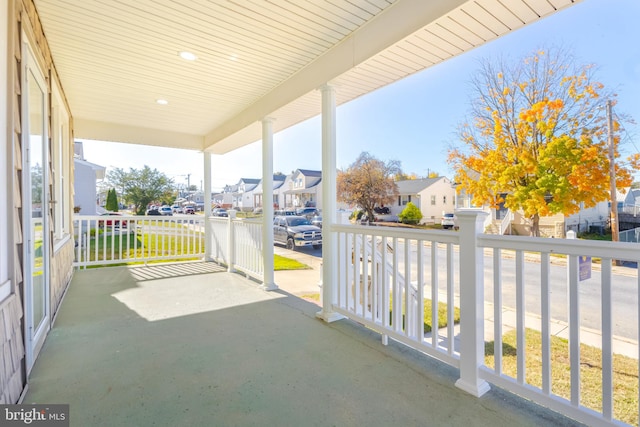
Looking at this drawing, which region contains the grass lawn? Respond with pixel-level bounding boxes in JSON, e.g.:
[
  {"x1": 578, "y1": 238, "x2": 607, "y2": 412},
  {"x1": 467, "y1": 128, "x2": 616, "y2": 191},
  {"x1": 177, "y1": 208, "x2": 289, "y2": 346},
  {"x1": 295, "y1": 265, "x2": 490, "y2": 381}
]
[
  {"x1": 274, "y1": 254, "x2": 310, "y2": 270},
  {"x1": 392, "y1": 297, "x2": 461, "y2": 333},
  {"x1": 485, "y1": 328, "x2": 639, "y2": 426}
]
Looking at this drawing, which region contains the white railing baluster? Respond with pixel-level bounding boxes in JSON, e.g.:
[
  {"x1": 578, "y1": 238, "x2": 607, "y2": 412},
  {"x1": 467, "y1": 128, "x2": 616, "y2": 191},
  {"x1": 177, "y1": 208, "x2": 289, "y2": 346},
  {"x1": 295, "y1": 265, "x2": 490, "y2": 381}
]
[
  {"x1": 381, "y1": 235, "x2": 389, "y2": 334},
  {"x1": 568, "y1": 253, "x2": 580, "y2": 406},
  {"x1": 493, "y1": 248, "x2": 502, "y2": 375},
  {"x1": 540, "y1": 252, "x2": 551, "y2": 395},
  {"x1": 363, "y1": 234, "x2": 370, "y2": 319},
  {"x1": 446, "y1": 242, "x2": 454, "y2": 355},
  {"x1": 371, "y1": 237, "x2": 378, "y2": 323},
  {"x1": 417, "y1": 241, "x2": 424, "y2": 342},
  {"x1": 354, "y1": 234, "x2": 361, "y2": 314},
  {"x1": 404, "y1": 238, "x2": 411, "y2": 337},
  {"x1": 515, "y1": 250, "x2": 525, "y2": 384},
  {"x1": 601, "y1": 258, "x2": 613, "y2": 421},
  {"x1": 431, "y1": 241, "x2": 438, "y2": 348},
  {"x1": 392, "y1": 237, "x2": 400, "y2": 333}
]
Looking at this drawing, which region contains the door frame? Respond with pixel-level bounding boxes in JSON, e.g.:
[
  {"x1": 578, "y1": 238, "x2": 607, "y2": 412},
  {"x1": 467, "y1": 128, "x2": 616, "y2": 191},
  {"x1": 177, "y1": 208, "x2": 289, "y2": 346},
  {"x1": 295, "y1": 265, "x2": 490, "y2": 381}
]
[{"x1": 22, "y1": 40, "x2": 51, "y2": 373}]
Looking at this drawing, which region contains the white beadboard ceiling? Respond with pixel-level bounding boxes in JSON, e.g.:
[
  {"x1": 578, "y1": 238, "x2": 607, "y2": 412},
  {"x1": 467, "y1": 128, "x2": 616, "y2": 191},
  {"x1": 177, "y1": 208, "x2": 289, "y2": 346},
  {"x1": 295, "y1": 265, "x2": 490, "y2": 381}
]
[{"x1": 33, "y1": 0, "x2": 579, "y2": 154}]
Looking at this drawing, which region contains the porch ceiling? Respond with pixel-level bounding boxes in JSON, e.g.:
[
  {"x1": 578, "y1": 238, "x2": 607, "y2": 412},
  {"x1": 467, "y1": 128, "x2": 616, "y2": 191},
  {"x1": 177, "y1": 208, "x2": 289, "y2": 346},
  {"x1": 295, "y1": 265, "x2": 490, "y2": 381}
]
[{"x1": 34, "y1": 0, "x2": 579, "y2": 154}]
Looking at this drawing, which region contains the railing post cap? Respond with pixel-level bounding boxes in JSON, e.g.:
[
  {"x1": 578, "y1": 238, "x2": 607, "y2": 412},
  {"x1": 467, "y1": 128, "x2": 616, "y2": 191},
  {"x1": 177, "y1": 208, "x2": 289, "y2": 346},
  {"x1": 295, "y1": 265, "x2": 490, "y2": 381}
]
[{"x1": 454, "y1": 209, "x2": 489, "y2": 219}]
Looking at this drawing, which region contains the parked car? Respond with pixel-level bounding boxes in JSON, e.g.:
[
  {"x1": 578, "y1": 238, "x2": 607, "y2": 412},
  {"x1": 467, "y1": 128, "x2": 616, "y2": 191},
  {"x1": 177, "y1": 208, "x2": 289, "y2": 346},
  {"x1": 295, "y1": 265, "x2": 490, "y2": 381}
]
[
  {"x1": 296, "y1": 207, "x2": 319, "y2": 219},
  {"x1": 273, "y1": 215, "x2": 322, "y2": 250},
  {"x1": 184, "y1": 206, "x2": 195, "y2": 215},
  {"x1": 172, "y1": 204, "x2": 182, "y2": 214},
  {"x1": 160, "y1": 206, "x2": 173, "y2": 216},
  {"x1": 212, "y1": 208, "x2": 228, "y2": 217},
  {"x1": 100, "y1": 212, "x2": 127, "y2": 228},
  {"x1": 146, "y1": 208, "x2": 161, "y2": 216},
  {"x1": 442, "y1": 213, "x2": 456, "y2": 229},
  {"x1": 274, "y1": 209, "x2": 296, "y2": 216}
]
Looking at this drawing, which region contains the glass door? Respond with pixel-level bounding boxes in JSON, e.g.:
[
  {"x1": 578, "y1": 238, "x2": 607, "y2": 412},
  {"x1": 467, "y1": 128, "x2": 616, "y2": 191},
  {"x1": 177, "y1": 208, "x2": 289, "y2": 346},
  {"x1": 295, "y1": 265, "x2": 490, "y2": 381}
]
[{"x1": 24, "y1": 47, "x2": 50, "y2": 372}]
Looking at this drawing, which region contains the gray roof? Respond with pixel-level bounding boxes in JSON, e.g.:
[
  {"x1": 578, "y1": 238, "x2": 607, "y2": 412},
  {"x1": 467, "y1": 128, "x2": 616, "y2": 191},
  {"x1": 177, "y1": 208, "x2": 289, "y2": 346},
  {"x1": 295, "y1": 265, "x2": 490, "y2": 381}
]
[
  {"x1": 395, "y1": 177, "x2": 447, "y2": 195},
  {"x1": 296, "y1": 169, "x2": 321, "y2": 178}
]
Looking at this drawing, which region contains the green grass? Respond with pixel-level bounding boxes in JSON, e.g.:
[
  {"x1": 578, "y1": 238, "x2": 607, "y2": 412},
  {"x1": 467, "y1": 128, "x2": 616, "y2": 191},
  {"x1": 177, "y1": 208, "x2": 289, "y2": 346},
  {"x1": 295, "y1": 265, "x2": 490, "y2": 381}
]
[
  {"x1": 391, "y1": 296, "x2": 460, "y2": 333},
  {"x1": 300, "y1": 293, "x2": 321, "y2": 302},
  {"x1": 378, "y1": 293, "x2": 460, "y2": 332},
  {"x1": 81, "y1": 223, "x2": 204, "y2": 264},
  {"x1": 485, "y1": 328, "x2": 639, "y2": 426},
  {"x1": 274, "y1": 254, "x2": 310, "y2": 270}
]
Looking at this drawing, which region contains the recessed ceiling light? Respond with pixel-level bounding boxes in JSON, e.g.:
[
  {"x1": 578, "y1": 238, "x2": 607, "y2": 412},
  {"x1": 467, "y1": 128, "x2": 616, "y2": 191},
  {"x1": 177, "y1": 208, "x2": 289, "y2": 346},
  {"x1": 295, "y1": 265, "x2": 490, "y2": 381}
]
[
  {"x1": 179, "y1": 51, "x2": 197, "y2": 61},
  {"x1": 156, "y1": 99, "x2": 169, "y2": 105}
]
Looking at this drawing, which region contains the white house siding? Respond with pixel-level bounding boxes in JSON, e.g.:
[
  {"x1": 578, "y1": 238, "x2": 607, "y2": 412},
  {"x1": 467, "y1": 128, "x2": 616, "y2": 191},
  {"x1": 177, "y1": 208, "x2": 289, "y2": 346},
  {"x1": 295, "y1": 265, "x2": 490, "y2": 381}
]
[
  {"x1": 564, "y1": 202, "x2": 609, "y2": 234},
  {"x1": 73, "y1": 159, "x2": 104, "y2": 215},
  {"x1": 392, "y1": 177, "x2": 455, "y2": 224}
]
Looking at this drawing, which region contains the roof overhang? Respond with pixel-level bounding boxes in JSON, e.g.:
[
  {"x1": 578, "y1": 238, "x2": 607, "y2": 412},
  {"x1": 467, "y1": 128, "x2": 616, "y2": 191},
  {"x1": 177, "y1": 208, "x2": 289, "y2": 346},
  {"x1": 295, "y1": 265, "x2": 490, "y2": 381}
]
[{"x1": 34, "y1": 0, "x2": 580, "y2": 154}]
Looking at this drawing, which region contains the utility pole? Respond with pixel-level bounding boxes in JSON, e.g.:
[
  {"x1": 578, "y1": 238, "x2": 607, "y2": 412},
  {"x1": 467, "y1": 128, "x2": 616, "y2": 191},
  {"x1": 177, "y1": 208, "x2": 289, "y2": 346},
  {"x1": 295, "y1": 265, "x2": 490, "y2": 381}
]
[{"x1": 607, "y1": 100, "x2": 619, "y2": 245}]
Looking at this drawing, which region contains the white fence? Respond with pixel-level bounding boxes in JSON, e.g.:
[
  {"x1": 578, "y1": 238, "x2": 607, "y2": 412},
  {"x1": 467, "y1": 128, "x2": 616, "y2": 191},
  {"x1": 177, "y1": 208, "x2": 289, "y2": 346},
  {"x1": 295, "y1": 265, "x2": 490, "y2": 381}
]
[
  {"x1": 208, "y1": 217, "x2": 264, "y2": 282},
  {"x1": 74, "y1": 215, "x2": 265, "y2": 282},
  {"x1": 331, "y1": 211, "x2": 639, "y2": 427},
  {"x1": 73, "y1": 215, "x2": 205, "y2": 268}
]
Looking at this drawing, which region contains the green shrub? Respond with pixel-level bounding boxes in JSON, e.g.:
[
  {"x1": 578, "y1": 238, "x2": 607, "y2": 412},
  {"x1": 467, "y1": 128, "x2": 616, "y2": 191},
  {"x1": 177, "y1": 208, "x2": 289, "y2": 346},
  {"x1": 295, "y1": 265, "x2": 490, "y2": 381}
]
[
  {"x1": 350, "y1": 209, "x2": 364, "y2": 221},
  {"x1": 398, "y1": 201, "x2": 422, "y2": 225}
]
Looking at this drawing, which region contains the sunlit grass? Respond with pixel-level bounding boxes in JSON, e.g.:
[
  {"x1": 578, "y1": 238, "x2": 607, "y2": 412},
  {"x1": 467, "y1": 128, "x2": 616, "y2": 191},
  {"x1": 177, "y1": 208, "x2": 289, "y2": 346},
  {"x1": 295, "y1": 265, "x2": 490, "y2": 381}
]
[
  {"x1": 485, "y1": 328, "x2": 639, "y2": 426},
  {"x1": 274, "y1": 254, "x2": 310, "y2": 270}
]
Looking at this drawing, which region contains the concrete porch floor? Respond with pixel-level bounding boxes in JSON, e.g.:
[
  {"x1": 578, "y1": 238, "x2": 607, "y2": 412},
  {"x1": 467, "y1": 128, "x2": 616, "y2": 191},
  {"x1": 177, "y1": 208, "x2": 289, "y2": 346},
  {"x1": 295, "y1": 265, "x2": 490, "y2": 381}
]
[{"x1": 24, "y1": 262, "x2": 584, "y2": 427}]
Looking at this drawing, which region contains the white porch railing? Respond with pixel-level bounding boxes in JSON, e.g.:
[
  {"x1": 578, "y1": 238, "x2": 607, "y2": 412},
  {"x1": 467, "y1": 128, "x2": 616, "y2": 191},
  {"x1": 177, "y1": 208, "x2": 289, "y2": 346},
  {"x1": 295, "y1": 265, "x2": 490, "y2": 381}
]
[
  {"x1": 331, "y1": 211, "x2": 640, "y2": 427},
  {"x1": 74, "y1": 215, "x2": 265, "y2": 282},
  {"x1": 73, "y1": 215, "x2": 206, "y2": 268},
  {"x1": 208, "y1": 217, "x2": 264, "y2": 282},
  {"x1": 74, "y1": 211, "x2": 639, "y2": 426}
]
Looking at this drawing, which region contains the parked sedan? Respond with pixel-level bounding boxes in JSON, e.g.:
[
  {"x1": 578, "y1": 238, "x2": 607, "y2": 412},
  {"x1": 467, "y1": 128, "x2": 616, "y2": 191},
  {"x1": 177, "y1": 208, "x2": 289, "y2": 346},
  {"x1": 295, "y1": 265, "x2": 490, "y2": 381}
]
[
  {"x1": 184, "y1": 206, "x2": 196, "y2": 215},
  {"x1": 160, "y1": 206, "x2": 173, "y2": 216},
  {"x1": 212, "y1": 208, "x2": 228, "y2": 217}
]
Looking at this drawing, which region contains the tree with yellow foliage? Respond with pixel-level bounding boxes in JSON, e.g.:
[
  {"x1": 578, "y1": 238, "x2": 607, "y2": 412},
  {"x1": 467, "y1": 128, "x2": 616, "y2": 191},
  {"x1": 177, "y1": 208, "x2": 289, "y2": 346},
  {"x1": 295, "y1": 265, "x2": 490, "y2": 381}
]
[{"x1": 448, "y1": 48, "x2": 638, "y2": 236}]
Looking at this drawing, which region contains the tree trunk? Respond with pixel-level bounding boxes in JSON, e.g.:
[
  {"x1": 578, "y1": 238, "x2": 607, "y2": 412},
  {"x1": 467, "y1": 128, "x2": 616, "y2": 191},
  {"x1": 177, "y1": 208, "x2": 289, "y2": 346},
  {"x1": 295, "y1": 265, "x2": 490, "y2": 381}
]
[{"x1": 530, "y1": 213, "x2": 540, "y2": 237}]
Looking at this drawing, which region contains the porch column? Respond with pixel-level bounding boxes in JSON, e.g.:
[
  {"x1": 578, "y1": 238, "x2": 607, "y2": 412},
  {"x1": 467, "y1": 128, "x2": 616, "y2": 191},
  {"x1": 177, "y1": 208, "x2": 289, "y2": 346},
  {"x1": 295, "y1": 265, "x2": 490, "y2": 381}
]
[
  {"x1": 260, "y1": 117, "x2": 277, "y2": 291},
  {"x1": 203, "y1": 151, "x2": 212, "y2": 261},
  {"x1": 455, "y1": 209, "x2": 490, "y2": 397},
  {"x1": 316, "y1": 84, "x2": 343, "y2": 322}
]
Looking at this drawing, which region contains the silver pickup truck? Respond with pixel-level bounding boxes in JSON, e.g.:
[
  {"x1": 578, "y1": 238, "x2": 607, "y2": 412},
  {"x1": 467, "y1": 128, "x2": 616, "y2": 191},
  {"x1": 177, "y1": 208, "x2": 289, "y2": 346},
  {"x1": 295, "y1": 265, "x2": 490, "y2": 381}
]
[{"x1": 273, "y1": 215, "x2": 322, "y2": 250}]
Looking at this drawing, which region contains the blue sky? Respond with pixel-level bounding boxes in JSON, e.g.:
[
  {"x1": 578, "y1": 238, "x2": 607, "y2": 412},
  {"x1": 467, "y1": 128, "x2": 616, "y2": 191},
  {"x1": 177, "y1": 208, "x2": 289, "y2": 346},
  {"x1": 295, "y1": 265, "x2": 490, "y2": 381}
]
[{"x1": 82, "y1": 0, "x2": 640, "y2": 192}]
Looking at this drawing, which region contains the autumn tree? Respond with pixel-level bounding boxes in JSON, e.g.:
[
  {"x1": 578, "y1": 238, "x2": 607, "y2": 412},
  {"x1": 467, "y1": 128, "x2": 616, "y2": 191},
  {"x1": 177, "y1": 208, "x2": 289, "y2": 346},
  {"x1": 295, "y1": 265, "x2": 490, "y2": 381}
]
[
  {"x1": 337, "y1": 152, "x2": 400, "y2": 222},
  {"x1": 448, "y1": 47, "x2": 638, "y2": 236}
]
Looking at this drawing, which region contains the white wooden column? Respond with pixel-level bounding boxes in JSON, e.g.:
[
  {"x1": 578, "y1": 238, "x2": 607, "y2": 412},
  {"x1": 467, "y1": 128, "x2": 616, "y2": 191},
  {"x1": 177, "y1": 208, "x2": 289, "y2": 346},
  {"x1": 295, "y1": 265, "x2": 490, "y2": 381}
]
[
  {"x1": 203, "y1": 151, "x2": 212, "y2": 261},
  {"x1": 316, "y1": 84, "x2": 343, "y2": 322},
  {"x1": 260, "y1": 117, "x2": 277, "y2": 291},
  {"x1": 455, "y1": 209, "x2": 491, "y2": 397}
]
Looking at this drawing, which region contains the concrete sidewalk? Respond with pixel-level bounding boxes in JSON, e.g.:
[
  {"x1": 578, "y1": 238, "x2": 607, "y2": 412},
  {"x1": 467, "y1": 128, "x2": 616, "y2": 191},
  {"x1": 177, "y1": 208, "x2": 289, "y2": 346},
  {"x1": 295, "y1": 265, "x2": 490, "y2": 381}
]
[{"x1": 273, "y1": 247, "x2": 639, "y2": 359}]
